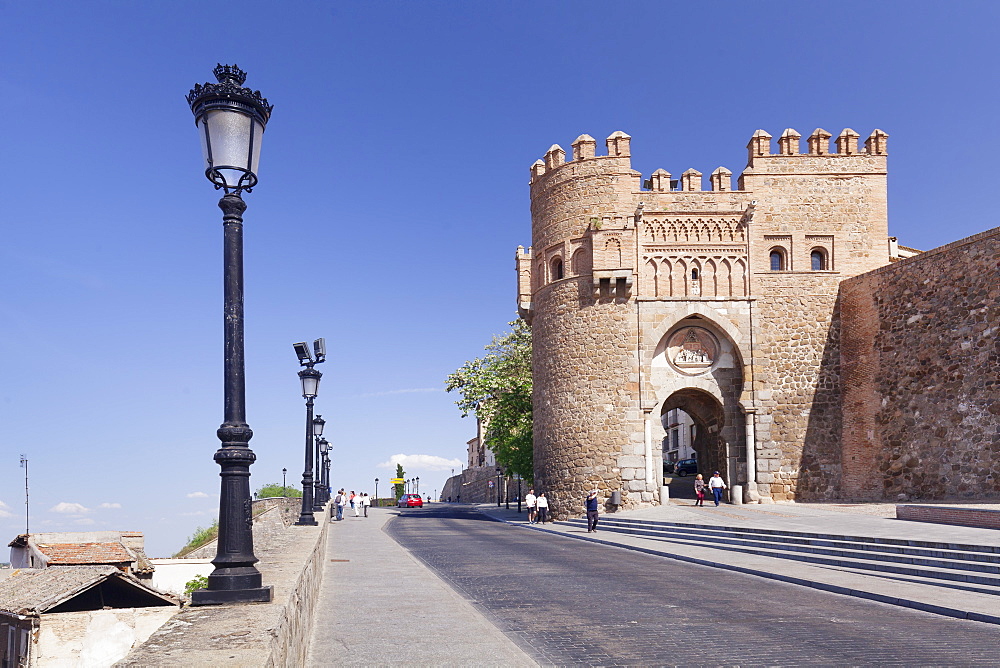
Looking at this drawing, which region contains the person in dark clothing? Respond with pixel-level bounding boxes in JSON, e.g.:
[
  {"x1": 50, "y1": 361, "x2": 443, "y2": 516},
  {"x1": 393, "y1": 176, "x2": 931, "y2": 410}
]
[{"x1": 585, "y1": 489, "x2": 600, "y2": 532}]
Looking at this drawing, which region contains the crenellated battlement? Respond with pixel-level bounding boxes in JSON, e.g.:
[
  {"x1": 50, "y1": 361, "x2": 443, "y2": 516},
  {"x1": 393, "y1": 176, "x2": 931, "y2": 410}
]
[
  {"x1": 531, "y1": 126, "x2": 887, "y2": 193},
  {"x1": 748, "y1": 127, "x2": 888, "y2": 163}
]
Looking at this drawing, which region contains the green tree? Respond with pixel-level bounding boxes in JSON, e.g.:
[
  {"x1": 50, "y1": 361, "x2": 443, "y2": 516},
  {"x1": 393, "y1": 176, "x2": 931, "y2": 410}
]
[
  {"x1": 394, "y1": 464, "x2": 405, "y2": 500},
  {"x1": 446, "y1": 319, "x2": 532, "y2": 480},
  {"x1": 255, "y1": 482, "x2": 302, "y2": 498}
]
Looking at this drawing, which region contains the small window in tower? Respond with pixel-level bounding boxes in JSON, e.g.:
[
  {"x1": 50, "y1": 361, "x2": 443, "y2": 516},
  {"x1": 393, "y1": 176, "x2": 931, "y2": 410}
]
[
  {"x1": 811, "y1": 249, "x2": 826, "y2": 271},
  {"x1": 551, "y1": 258, "x2": 564, "y2": 280},
  {"x1": 769, "y1": 249, "x2": 786, "y2": 271},
  {"x1": 691, "y1": 268, "x2": 699, "y2": 280}
]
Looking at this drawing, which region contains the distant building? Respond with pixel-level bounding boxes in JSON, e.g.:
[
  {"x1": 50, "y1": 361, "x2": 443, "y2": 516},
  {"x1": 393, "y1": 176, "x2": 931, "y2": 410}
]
[
  {"x1": 8, "y1": 531, "x2": 154, "y2": 580},
  {"x1": 0, "y1": 565, "x2": 177, "y2": 666},
  {"x1": 662, "y1": 408, "x2": 697, "y2": 465}
]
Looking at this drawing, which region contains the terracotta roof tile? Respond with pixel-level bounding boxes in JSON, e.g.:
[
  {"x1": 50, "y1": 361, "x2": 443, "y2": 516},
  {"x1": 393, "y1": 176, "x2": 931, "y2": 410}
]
[{"x1": 35, "y1": 542, "x2": 133, "y2": 565}]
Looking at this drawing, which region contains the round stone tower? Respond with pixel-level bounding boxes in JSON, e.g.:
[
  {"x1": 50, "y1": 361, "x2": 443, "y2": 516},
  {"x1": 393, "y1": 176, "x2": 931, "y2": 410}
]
[{"x1": 518, "y1": 132, "x2": 652, "y2": 519}]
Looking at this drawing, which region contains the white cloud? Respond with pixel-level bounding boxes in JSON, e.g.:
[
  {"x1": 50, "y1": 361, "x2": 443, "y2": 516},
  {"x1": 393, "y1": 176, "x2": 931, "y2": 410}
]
[
  {"x1": 377, "y1": 454, "x2": 463, "y2": 471},
  {"x1": 74, "y1": 518, "x2": 95, "y2": 526},
  {"x1": 99, "y1": 502, "x2": 121, "y2": 509},
  {"x1": 0, "y1": 501, "x2": 12, "y2": 519},
  {"x1": 186, "y1": 492, "x2": 210, "y2": 499},
  {"x1": 358, "y1": 388, "x2": 444, "y2": 398},
  {"x1": 50, "y1": 502, "x2": 89, "y2": 515},
  {"x1": 179, "y1": 510, "x2": 209, "y2": 517}
]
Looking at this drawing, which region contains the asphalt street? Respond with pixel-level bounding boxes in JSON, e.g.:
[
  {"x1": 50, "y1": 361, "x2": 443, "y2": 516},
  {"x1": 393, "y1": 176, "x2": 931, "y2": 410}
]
[{"x1": 385, "y1": 504, "x2": 1000, "y2": 666}]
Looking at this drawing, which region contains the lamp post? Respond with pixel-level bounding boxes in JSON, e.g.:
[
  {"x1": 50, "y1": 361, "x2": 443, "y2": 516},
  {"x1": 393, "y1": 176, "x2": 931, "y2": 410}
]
[
  {"x1": 415, "y1": 476, "x2": 420, "y2": 495},
  {"x1": 496, "y1": 466, "x2": 502, "y2": 507},
  {"x1": 294, "y1": 339, "x2": 325, "y2": 525},
  {"x1": 316, "y1": 437, "x2": 329, "y2": 505},
  {"x1": 374, "y1": 478, "x2": 379, "y2": 506},
  {"x1": 282, "y1": 468, "x2": 287, "y2": 497},
  {"x1": 517, "y1": 474, "x2": 522, "y2": 513},
  {"x1": 505, "y1": 474, "x2": 510, "y2": 510},
  {"x1": 312, "y1": 416, "x2": 326, "y2": 511},
  {"x1": 187, "y1": 64, "x2": 273, "y2": 605}
]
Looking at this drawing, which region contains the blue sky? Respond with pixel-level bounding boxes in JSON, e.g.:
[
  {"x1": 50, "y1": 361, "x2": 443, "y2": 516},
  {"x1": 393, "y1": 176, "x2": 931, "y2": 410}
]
[{"x1": 1, "y1": 1, "x2": 997, "y2": 557}]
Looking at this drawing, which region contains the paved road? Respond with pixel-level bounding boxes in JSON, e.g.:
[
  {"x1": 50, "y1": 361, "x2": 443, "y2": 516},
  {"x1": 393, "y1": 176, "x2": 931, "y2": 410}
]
[{"x1": 386, "y1": 505, "x2": 1000, "y2": 666}]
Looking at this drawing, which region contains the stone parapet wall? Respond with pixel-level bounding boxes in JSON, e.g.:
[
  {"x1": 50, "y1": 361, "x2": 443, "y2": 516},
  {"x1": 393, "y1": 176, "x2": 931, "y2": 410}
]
[
  {"x1": 440, "y1": 468, "x2": 518, "y2": 504},
  {"x1": 840, "y1": 226, "x2": 1000, "y2": 501},
  {"x1": 120, "y1": 500, "x2": 327, "y2": 667},
  {"x1": 185, "y1": 497, "x2": 301, "y2": 559}
]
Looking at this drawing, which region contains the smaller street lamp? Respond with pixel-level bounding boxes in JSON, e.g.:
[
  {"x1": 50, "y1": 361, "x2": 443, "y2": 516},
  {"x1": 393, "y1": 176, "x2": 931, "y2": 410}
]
[
  {"x1": 416, "y1": 476, "x2": 420, "y2": 495},
  {"x1": 312, "y1": 415, "x2": 326, "y2": 511},
  {"x1": 317, "y1": 437, "x2": 329, "y2": 505},
  {"x1": 496, "y1": 466, "x2": 503, "y2": 507},
  {"x1": 294, "y1": 339, "x2": 325, "y2": 526},
  {"x1": 282, "y1": 468, "x2": 287, "y2": 497},
  {"x1": 374, "y1": 478, "x2": 379, "y2": 506},
  {"x1": 516, "y1": 474, "x2": 522, "y2": 513}
]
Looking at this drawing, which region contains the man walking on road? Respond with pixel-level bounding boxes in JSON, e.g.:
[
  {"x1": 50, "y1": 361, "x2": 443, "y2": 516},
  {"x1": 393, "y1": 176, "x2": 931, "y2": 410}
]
[
  {"x1": 525, "y1": 488, "x2": 537, "y2": 523},
  {"x1": 585, "y1": 489, "x2": 600, "y2": 532},
  {"x1": 708, "y1": 471, "x2": 727, "y2": 506}
]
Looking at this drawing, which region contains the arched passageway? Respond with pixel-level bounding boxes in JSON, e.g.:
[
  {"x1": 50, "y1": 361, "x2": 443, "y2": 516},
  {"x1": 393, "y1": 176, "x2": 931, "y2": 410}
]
[{"x1": 661, "y1": 389, "x2": 729, "y2": 481}]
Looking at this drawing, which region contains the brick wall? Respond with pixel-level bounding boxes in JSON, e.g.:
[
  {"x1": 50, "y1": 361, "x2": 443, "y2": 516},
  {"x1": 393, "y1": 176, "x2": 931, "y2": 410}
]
[
  {"x1": 841, "y1": 226, "x2": 1000, "y2": 500},
  {"x1": 896, "y1": 505, "x2": 1000, "y2": 530}
]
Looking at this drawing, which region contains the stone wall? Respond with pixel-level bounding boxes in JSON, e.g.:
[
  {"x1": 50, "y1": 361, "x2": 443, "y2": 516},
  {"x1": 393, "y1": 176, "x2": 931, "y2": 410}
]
[
  {"x1": 118, "y1": 503, "x2": 328, "y2": 667},
  {"x1": 37, "y1": 608, "x2": 177, "y2": 666},
  {"x1": 840, "y1": 226, "x2": 1000, "y2": 501},
  {"x1": 440, "y1": 468, "x2": 518, "y2": 504}
]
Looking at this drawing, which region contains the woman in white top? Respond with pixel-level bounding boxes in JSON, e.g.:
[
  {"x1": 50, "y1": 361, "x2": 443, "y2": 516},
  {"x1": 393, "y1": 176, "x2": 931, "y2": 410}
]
[
  {"x1": 535, "y1": 492, "x2": 549, "y2": 523},
  {"x1": 362, "y1": 493, "x2": 371, "y2": 517}
]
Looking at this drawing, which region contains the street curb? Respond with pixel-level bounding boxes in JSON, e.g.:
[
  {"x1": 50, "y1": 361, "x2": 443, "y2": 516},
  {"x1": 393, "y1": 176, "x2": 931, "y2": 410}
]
[{"x1": 477, "y1": 508, "x2": 1000, "y2": 627}]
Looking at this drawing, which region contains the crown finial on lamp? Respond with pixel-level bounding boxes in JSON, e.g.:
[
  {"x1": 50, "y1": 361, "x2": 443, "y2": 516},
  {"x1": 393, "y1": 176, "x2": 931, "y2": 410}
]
[{"x1": 214, "y1": 63, "x2": 247, "y2": 86}]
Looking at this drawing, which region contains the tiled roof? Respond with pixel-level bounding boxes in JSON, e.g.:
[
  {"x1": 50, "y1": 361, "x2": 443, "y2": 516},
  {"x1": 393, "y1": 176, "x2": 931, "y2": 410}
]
[
  {"x1": 35, "y1": 542, "x2": 133, "y2": 565},
  {"x1": 0, "y1": 566, "x2": 175, "y2": 616}
]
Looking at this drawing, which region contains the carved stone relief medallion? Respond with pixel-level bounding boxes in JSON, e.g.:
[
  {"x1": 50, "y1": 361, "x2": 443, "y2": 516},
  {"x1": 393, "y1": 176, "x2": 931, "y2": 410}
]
[{"x1": 667, "y1": 327, "x2": 719, "y2": 375}]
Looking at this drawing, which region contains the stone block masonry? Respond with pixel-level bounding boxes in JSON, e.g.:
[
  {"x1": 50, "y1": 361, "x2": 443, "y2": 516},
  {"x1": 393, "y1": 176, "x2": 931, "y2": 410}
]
[{"x1": 840, "y1": 226, "x2": 1000, "y2": 501}]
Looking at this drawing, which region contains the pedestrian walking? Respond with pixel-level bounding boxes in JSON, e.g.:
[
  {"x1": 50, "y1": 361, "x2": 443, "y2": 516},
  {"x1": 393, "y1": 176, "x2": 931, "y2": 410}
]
[
  {"x1": 351, "y1": 490, "x2": 360, "y2": 517},
  {"x1": 536, "y1": 492, "x2": 549, "y2": 523},
  {"x1": 362, "y1": 493, "x2": 371, "y2": 517},
  {"x1": 585, "y1": 489, "x2": 600, "y2": 532},
  {"x1": 525, "y1": 488, "x2": 537, "y2": 523},
  {"x1": 334, "y1": 489, "x2": 346, "y2": 521},
  {"x1": 708, "y1": 471, "x2": 726, "y2": 506},
  {"x1": 693, "y1": 474, "x2": 706, "y2": 507}
]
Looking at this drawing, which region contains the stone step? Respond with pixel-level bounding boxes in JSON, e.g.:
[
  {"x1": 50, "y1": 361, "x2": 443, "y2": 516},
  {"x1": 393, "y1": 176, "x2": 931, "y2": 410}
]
[
  {"x1": 582, "y1": 516, "x2": 1000, "y2": 558},
  {"x1": 564, "y1": 519, "x2": 1000, "y2": 588},
  {"x1": 577, "y1": 518, "x2": 1000, "y2": 570}
]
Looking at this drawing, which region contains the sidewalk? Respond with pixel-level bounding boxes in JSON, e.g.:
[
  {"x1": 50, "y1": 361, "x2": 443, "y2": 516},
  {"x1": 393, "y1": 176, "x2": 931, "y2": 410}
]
[
  {"x1": 306, "y1": 507, "x2": 536, "y2": 667},
  {"x1": 477, "y1": 500, "x2": 1000, "y2": 625}
]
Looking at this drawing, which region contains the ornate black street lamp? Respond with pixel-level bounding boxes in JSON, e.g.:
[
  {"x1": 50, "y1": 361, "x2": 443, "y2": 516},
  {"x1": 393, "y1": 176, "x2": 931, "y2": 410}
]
[
  {"x1": 294, "y1": 339, "x2": 325, "y2": 525},
  {"x1": 282, "y1": 468, "x2": 287, "y2": 497},
  {"x1": 187, "y1": 64, "x2": 273, "y2": 606},
  {"x1": 415, "y1": 476, "x2": 420, "y2": 495},
  {"x1": 374, "y1": 478, "x2": 379, "y2": 506},
  {"x1": 312, "y1": 415, "x2": 326, "y2": 511},
  {"x1": 496, "y1": 466, "x2": 503, "y2": 507}
]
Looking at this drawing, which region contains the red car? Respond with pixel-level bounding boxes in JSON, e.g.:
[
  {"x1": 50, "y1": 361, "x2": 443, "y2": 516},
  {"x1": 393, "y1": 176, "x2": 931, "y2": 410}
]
[{"x1": 397, "y1": 494, "x2": 423, "y2": 508}]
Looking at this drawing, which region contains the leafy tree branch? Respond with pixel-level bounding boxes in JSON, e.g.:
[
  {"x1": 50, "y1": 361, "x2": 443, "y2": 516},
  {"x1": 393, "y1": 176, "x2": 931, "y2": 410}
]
[{"x1": 446, "y1": 319, "x2": 532, "y2": 480}]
